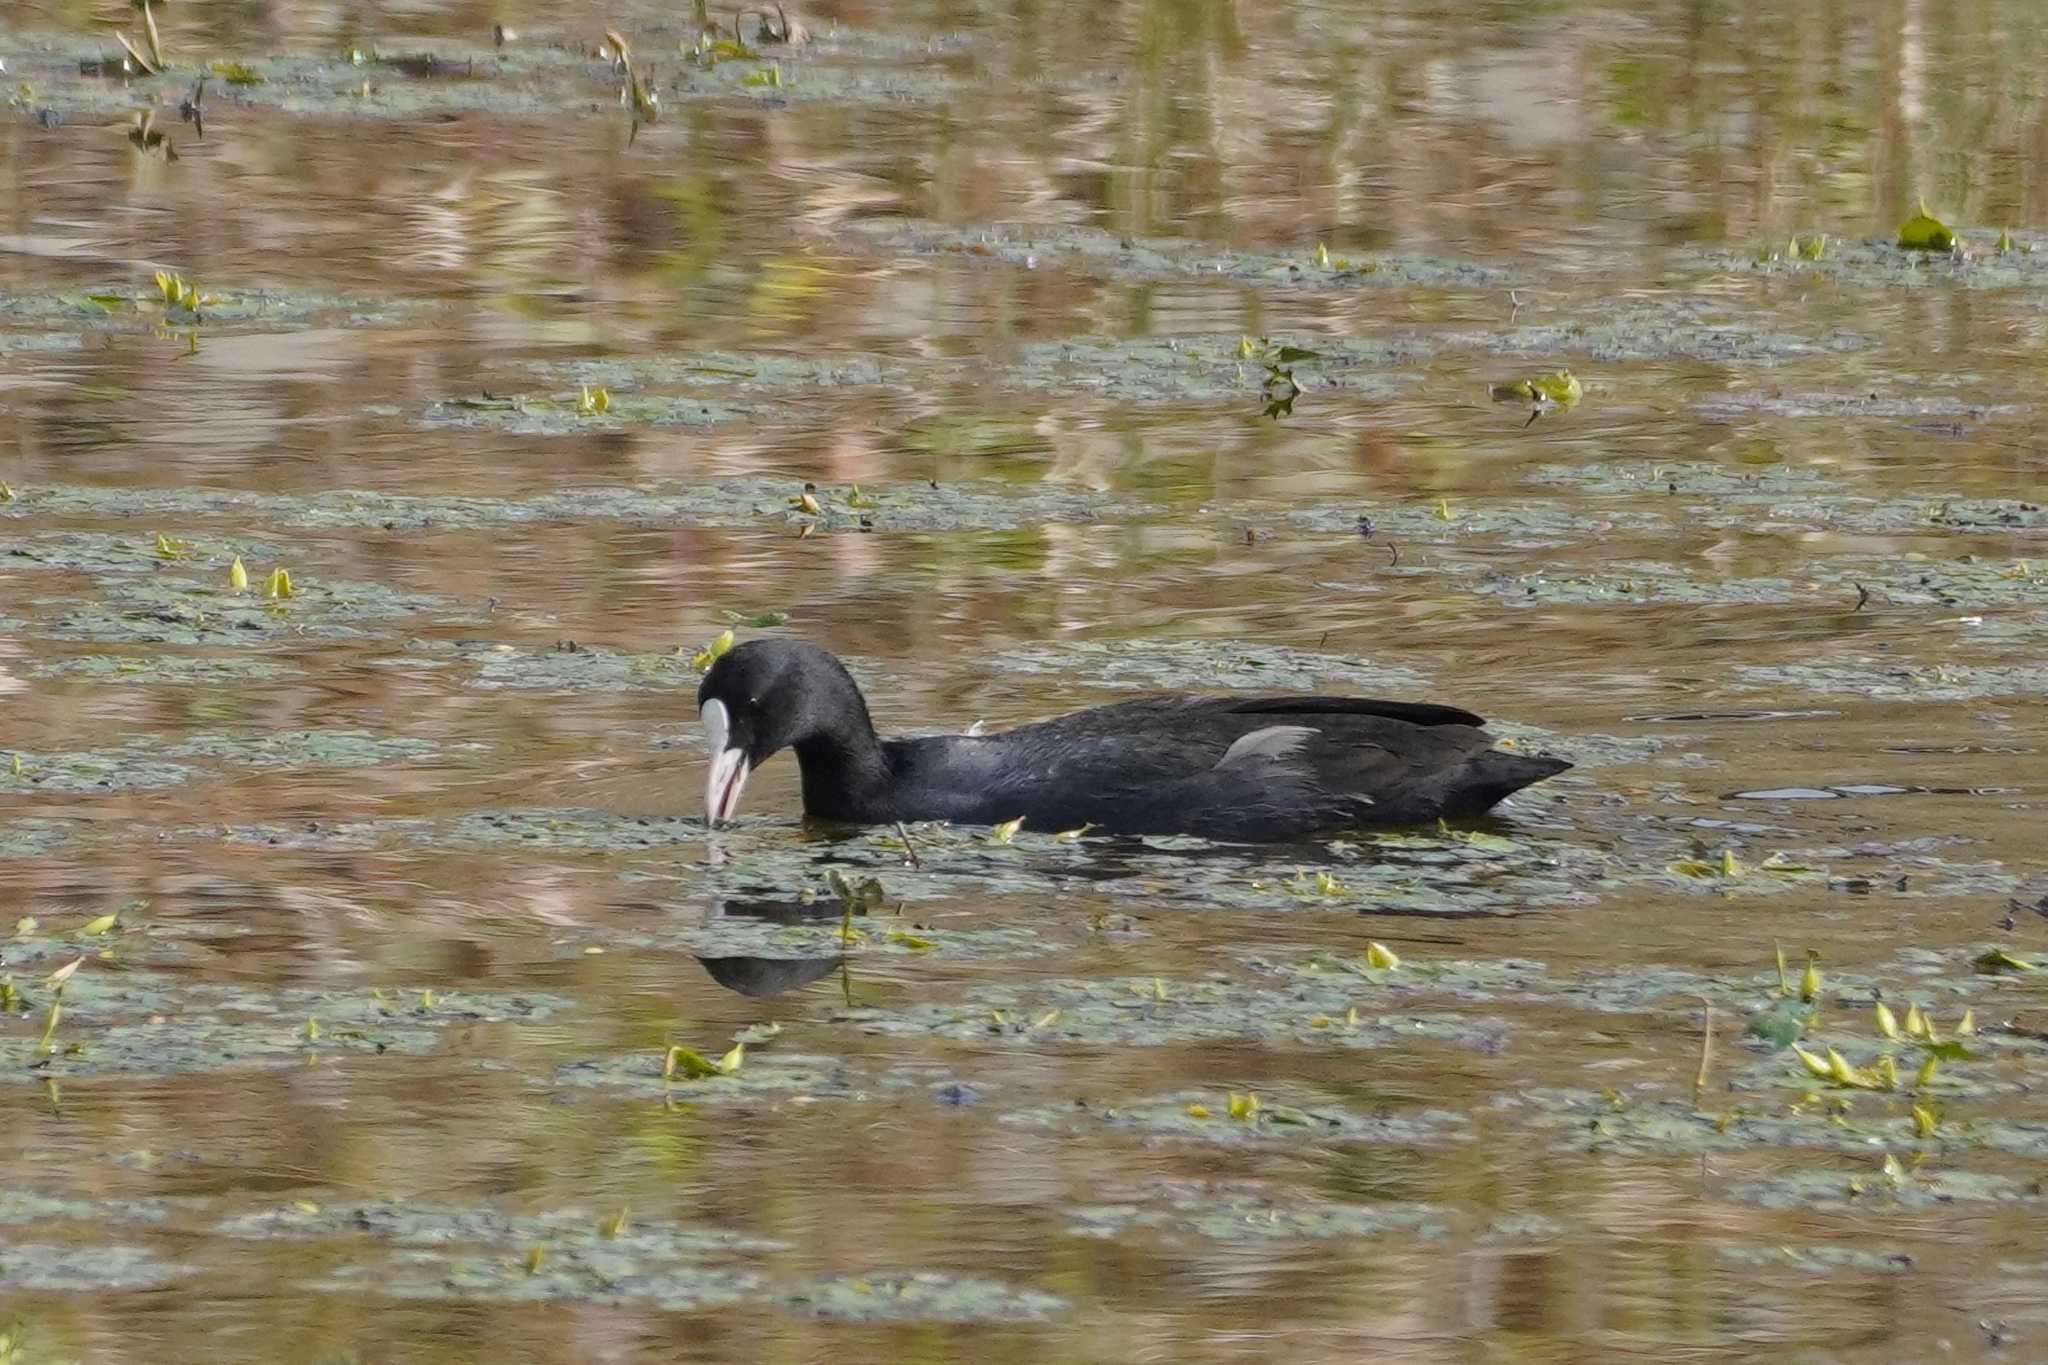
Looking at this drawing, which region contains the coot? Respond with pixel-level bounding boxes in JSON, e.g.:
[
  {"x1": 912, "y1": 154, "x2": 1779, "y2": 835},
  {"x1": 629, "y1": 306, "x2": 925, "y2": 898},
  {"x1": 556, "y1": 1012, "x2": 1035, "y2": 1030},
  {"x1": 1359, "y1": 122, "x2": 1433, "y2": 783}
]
[{"x1": 698, "y1": 639, "x2": 1569, "y2": 841}]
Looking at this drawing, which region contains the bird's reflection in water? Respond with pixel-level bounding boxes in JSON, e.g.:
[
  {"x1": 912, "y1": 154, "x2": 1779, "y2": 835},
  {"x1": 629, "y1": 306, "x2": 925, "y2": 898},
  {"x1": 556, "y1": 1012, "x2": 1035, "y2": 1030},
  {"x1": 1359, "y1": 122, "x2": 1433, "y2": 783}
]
[
  {"x1": 695, "y1": 953, "x2": 843, "y2": 997},
  {"x1": 693, "y1": 895, "x2": 846, "y2": 999}
]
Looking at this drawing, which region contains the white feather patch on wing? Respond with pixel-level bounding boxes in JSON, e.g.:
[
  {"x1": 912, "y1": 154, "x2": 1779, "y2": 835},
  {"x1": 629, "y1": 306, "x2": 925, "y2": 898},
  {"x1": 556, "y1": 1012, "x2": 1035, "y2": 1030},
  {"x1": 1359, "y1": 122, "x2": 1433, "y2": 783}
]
[{"x1": 1216, "y1": 725, "x2": 1318, "y2": 768}]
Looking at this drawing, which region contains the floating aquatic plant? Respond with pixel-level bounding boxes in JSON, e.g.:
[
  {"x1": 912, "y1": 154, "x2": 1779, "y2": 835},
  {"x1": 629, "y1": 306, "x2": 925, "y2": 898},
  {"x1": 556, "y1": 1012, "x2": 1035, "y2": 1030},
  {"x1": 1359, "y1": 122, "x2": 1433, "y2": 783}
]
[
  {"x1": 1897, "y1": 200, "x2": 1956, "y2": 251},
  {"x1": 662, "y1": 1041, "x2": 745, "y2": 1080},
  {"x1": 1973, "y1": 948, "x2": 2037, "y2": 975},
  {"x1": 604, "y1": 28, "x2": 660, "y2": 128},
  {"x1": 690, "y1": 629, "x2": 735, "y2": 671},
  {"x1": 113, "y1": 0, "x2": 168, "y2": 74},
  {"x1": 152, "y1": 270, "x2": 214, "y2": 314},
  {"x1": 1489, "y1": 370, "x2": 1582, "y2": 406}
]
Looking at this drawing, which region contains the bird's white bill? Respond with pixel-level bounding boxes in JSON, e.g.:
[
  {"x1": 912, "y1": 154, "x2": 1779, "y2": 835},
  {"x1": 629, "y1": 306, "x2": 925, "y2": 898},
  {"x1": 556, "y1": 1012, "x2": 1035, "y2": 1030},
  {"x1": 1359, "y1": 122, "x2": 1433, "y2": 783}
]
[{"x1": 700, "y1": 698, "x2": 752, "y2": 826}]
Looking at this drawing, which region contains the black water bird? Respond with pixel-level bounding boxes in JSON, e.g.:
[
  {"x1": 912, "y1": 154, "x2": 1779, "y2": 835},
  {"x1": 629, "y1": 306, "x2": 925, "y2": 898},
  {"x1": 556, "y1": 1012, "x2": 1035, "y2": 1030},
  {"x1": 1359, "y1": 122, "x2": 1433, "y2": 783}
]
[{"x1": 697, "y1": 639, "x2": 1569, "y2": 841}]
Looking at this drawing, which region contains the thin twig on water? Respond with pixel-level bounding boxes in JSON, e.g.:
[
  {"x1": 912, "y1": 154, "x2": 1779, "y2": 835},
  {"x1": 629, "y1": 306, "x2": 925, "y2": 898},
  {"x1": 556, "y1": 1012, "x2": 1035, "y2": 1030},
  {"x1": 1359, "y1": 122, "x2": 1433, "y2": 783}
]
[
  {"x1": 1693, "y1": 997, "x2": 1715, "y2": 1099},
  {"x1": 894, "y1": 821, "x2": 924, "y2": 870}
]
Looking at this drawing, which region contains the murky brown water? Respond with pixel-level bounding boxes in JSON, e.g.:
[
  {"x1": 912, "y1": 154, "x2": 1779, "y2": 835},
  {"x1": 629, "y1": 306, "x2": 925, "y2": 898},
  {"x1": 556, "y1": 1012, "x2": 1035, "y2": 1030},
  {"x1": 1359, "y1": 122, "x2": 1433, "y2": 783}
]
[{"x1": 3, "y1": 0, "x2": 2047, "y2": 1359}]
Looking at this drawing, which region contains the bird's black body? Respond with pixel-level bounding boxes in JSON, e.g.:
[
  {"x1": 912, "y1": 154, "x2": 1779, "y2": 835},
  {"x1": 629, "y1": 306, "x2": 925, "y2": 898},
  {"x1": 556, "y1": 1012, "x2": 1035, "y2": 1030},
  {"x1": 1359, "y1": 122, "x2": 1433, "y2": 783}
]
[{"x1": 697, "y1": 639, "x2": 1569, "y2": 841}]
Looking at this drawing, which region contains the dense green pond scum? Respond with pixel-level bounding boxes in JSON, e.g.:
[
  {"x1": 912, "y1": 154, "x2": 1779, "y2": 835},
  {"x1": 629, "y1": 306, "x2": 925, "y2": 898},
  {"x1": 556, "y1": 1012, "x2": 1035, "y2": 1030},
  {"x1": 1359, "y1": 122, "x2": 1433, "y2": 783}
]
[{"x1": 8, "y1": 0, "x2": 2048, "y2": 1357}]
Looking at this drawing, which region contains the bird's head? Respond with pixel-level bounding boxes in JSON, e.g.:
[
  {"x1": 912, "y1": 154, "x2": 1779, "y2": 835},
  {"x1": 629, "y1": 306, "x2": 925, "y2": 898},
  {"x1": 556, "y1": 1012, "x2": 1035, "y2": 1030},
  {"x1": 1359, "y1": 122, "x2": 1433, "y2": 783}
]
[{"x1": 696, "y1": 638, "x2": 866, "y2": 825}]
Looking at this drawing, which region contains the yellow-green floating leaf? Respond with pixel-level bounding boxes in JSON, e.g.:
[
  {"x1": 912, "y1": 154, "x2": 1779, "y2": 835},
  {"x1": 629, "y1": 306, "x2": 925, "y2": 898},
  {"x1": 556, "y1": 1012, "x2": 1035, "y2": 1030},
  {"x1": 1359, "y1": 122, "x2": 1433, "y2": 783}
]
[{"x1": 1897, "y1": 201, "x2": 1956, "y2": 251}]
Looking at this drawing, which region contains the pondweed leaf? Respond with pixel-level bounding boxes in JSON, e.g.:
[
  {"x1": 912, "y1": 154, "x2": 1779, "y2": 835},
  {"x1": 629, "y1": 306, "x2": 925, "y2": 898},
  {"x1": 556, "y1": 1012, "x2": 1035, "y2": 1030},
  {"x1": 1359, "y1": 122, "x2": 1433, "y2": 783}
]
[
  {"x1": 663, "y1": 1045, "x2": 723, "y2": 1080},
  {"x1": 1791, "y1": 1043, "x2": 1833, "y2": 1079},
  {"x1": 1490, "y1": 370, "x2": 1582, "y2": 406},
  {"x1": 691, "y1": 629, "x2": 736, "y2": 671},
  {"x1": 38, "y1": 997, "x2": 62, "y2": 1053},
  {"x1": 1973, "y1": 948, "x2": 2037, "y2": 974},
  {"x1": 1897, "y1": 200, "x2": 1956, "y2": 251}
]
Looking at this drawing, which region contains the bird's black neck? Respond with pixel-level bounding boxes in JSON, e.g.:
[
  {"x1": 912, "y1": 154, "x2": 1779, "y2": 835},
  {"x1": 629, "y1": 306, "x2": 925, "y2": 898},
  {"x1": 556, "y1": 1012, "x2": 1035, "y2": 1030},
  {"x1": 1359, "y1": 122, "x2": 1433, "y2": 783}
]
[{"x1": 793, "y1": 716, "x2": 895, "y2": 823}]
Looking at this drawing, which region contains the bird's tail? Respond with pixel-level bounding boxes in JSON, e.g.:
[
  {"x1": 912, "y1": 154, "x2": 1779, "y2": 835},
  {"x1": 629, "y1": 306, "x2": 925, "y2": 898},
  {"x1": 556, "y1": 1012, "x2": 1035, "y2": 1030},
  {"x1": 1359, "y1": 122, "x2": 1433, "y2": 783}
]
[{"x1": 1441, "y1": 750, "x2": 1572, "y2": 816}]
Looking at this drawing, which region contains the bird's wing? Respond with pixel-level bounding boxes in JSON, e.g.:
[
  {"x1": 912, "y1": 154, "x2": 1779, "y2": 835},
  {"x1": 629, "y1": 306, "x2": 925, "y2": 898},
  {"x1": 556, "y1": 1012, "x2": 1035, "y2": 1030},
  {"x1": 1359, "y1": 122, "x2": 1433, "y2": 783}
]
[
  {"x1": 1003, "y1": 692, "x2": 1487, "y2": 742},
  {"x1": 881, "y1": 693, "x2": 1516, "y2": 837}
]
